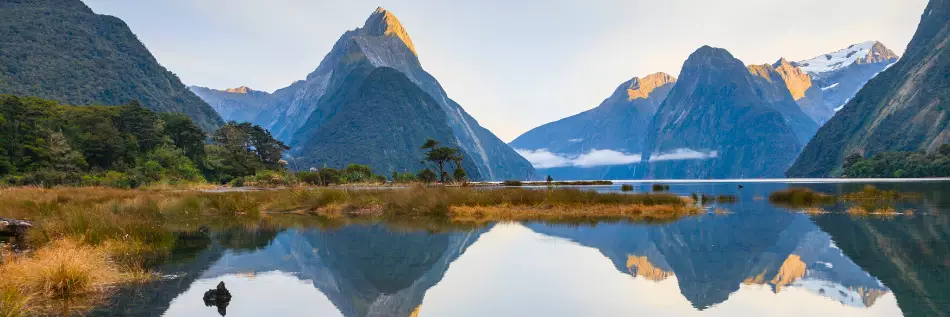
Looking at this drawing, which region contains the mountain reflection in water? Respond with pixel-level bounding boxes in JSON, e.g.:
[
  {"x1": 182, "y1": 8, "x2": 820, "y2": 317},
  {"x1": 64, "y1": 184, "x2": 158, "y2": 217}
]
[{"x1": 87, "y1": 181, "x2": 950, "y2": 317}]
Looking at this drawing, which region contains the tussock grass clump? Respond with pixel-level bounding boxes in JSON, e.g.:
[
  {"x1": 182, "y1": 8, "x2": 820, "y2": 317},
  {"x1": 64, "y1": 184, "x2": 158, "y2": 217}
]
[
  {"x1": 502, "y1": 180, "x2": 523, "y2": 187},
  {"x1": 768, "y1": 188, "x2": 837, "y2": 208},
  {"x1": 0, "y1": 283, "x2": 30, "y2": 317},
  {"x1": 652, "y1": 184, "x2": 670, "y2": 192},
  {"x1": 0, "y1": 240, "x2": 130, "y2": 299},
  {"x1": 840, "y1": 185, "x2": 920, "y2": 202},
  {"x1": 621, "y1": 184, "x2": 634, "y2": 192}
]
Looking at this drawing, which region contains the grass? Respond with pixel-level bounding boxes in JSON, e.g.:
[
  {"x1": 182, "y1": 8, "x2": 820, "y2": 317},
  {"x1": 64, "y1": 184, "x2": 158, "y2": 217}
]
[
  {"x1": 768, "y1": 188, "x2": 837, "y2": 208},
  {"x1": 621, "y1": 184, "x2": 634, "y2": 192},
  {"x1": 652, "y1": 184, "x2": 670, "y2": 192}
]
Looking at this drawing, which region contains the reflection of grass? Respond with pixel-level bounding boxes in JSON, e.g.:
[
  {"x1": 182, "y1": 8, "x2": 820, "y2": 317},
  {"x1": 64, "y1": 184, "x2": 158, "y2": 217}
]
[{"x1": 695, "y1": 193, "x2": 738, "y2": 205}]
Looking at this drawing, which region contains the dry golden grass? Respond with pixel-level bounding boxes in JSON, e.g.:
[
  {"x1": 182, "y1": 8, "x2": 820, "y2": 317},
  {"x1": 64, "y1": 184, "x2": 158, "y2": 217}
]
[
  {"x1": 801, "y1": 208, "x2": 828, "y2": 215},
  {"x1": 449, "y1": 203, "x2": 700, "y2": 224},
  {"x1": 713, "y1": 208, "x2": 733, "y2": 215}
]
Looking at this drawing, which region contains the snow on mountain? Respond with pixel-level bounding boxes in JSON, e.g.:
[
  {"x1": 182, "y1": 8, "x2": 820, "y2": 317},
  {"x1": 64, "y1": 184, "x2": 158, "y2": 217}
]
[{"x1": 795, "y1": 41, "x2": 879, "y2": 75}]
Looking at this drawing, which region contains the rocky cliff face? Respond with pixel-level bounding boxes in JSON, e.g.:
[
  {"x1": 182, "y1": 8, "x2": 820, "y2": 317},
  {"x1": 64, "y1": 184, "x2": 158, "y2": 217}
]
[
  {"x1": 787, "y1": 1, "x2": 950, "y2": 177},
  {"x1": 247, "y1": 8, "x2": 533, "y2": 180},
  {"x1": 188, "y1": 86, "x2": 269, "y2": 124},
  {"x1": 510, "y1": 73, "x2": 675, "y2": 155},
  {"x1": 0, "y1": 0, "x2": 223, "y2": 131},
  {"x1": 642, "y1": 46, "x2": 803, "y2": 179}
]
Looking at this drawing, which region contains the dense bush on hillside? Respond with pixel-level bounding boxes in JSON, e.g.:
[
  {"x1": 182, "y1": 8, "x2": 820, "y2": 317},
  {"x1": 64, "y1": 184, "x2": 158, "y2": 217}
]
[
  {"x1": 0, "y1": 0, "x2": 222, "y2": 131},
  {"x1": 0, "y1": 95, "x2": 287, "y2": 187},
  {"x1": 842, "y1": 145, "x2": 950, "y2": 178}
]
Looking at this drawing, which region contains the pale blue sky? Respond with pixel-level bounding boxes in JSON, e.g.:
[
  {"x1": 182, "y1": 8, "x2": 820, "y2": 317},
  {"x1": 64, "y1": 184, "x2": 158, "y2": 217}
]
[{"x1": 82, "y1": 0, "x2": 928, "y2": 142}]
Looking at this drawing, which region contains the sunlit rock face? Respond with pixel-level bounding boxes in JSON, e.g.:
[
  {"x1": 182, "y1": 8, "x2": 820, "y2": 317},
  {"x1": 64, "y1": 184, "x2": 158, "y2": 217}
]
[
  {"x1": 198, "y1": 225, "x2": 489, "y2": 317},
  {"x1": 746, "y1": 63, "x2": 820, "y2": 144},
  {"x1": 641, "y1": 46, "x2": 803, "y2": 179},
  {"x1": 244, "y1": 7, "x2": 533, "y2": 180},
  {"x1": 788, "y1": 0, "x2": 949, "y2": 177}
]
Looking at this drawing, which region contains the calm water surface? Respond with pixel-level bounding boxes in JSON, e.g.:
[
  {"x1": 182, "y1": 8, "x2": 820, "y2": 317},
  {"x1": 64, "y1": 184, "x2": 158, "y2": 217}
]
[{"x1": 90, "y1": 181, "x2": 950, "y2": 317}]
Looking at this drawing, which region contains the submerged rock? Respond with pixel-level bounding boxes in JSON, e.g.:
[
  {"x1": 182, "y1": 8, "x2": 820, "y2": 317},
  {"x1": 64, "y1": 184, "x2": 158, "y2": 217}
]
[{"x1": 203, "y1": 281, "x2": 232, "y2": 316}]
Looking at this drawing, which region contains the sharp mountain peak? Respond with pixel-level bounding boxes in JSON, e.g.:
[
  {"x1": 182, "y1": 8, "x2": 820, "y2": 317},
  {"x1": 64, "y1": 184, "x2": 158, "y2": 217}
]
[{"x1": 361, "y1": 7, "x2": 417, "y2": 55}]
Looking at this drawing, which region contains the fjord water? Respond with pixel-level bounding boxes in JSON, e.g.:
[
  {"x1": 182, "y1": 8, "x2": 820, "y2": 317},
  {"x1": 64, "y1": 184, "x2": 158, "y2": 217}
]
[{"x1": 90, "y1": 181, "x2": 950, "y2": 317}]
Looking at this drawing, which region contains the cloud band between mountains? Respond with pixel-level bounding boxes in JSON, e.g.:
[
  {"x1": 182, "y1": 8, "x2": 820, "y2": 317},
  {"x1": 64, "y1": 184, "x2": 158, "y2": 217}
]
[{"x1": 515, "y1": 148, "x2": 718, "y2": 169}]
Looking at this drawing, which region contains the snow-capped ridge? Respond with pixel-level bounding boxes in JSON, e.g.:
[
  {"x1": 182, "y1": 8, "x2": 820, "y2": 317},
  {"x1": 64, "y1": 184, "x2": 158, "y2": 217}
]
[{"x1": 794, "y1": 41, "x2": 898, "y2": 75}]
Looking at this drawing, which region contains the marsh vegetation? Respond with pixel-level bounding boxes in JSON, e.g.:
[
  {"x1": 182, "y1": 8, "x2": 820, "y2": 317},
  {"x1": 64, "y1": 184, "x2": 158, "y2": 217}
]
[{"x1": 0, "y1": 186, "x2": 697, "y2": 314}]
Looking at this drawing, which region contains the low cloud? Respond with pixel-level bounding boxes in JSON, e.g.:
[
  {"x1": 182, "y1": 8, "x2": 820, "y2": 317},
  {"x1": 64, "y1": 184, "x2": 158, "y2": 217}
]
[
  {"x1": 516, "y1": 148, "x2": 717, "y2": 168},
  {"x1": 649, "y1": 148, "x2": 719, "y2": 162}
]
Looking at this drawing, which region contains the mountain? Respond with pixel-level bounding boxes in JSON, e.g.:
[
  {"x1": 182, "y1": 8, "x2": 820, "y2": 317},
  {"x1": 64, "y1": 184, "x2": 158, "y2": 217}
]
[
  {"x1": 787, "y1": 0, "x2": 950, "y2": 177},
  {"x1": 746, "y1": 62, "x2": 821, "y2": 144},
  {"x1": 188, "y1": 86, "x2": 270, "y2": 124},
  {"x1": 0, "y1": 0, "x2": 222, "y2": 131},
  {"x1": 510, "y1": 73, "x2": 676, "y2": 155},
  {"x1": 787, "y1": 41, "x2": 900, "y2": 124},
  {"x1": 292, "y1": 66, "x2": 484, "y2": 178},
  {"x1": 243, "y1": 8, "x2": 533, "y2": 180},
  {"x1": 641, "y1": 46, "x2": 804, "y2": 179}
]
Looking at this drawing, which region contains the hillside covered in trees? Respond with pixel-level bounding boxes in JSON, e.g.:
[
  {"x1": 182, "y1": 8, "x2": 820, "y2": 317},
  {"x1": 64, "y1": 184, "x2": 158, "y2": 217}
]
[
  {"x1": 0, "y1": 0, "x2": 222, "y2": 131},
  {"x1": 0, "y1": 95, "x2": 286, "y2": 187}
]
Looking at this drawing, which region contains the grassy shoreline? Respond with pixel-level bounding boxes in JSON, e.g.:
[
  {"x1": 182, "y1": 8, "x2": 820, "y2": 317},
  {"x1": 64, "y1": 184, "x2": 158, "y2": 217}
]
[{"x1": 0, "y1": 186, "x2": 697, "y2": 315}]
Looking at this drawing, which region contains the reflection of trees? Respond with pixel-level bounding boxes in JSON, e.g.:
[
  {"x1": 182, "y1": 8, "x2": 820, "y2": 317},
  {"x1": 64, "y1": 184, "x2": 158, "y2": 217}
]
[
  {"x1": 813, "y1": 213, "x2": 950, "y2": 317},
  {"x1": 215, "y1": 226, "x2": 283, "y2": 253}
]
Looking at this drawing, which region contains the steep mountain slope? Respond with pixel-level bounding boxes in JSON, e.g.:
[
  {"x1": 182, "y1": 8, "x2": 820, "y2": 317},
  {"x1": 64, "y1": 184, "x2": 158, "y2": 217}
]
[
  {"x1": 787, "y1": 0, "x2": 950, "y2": 177},
  {"x1": 747, "y1": 63, "x2": 820, "y2": 144},
  {"x1": 292, "y1": 66, "x2": 483, "y2": 179},
  {"x1": 642, "y1": 46, "x2": 803, "y2": 179},
  {"x1": 188, "y1": 86, "x2": 269, "y2": 124},
  {"x1": 510, "y1": 73, "x2": 676, "y2": 155},
  {"x1": 248, "y1": 8, "x2": 532, "y2": 180},
  {"x1": 0, "y1": 0, "x2": 222, "y2": 131},
  {"x1": 789, "y1": 41, "x2": 900, "y2": 124}
]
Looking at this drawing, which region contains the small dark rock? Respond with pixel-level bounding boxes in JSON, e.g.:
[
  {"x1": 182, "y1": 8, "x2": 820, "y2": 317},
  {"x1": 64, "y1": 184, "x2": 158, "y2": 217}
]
[
  {"x1": 0, "y1": 218, "x2": 32, "y2": 237},
  {"x1": 203, "y1": 281, "x2": 232, "y2": 316}
]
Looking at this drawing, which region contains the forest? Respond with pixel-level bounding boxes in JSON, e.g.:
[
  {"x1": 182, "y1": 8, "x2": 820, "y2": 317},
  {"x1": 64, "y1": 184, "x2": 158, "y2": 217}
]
[
  {"x1": 842, "y1": 145, "x2": 950, "y2": 178},
  {"x1": 0, "y1": 95, "x2": 288, "y2": 187}
]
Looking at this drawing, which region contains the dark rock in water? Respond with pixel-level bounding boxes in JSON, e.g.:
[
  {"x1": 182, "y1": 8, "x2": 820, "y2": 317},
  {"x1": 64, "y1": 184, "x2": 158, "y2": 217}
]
[
  {"x1": 203, "y1": 281, "x2": 232, "y2": 316},
  {"x1": 0, "y1": 217, "x2": 32, "y2": 237}
]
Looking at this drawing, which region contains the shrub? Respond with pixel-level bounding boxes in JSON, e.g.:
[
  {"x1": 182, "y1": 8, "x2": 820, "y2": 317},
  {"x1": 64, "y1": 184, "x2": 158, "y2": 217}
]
[
  {"x1": 417, "y1": 169, "x2": 437, "y2": 184},
  {"x1": 502, "y1": 180, "x2": 523, "y2": 186}
]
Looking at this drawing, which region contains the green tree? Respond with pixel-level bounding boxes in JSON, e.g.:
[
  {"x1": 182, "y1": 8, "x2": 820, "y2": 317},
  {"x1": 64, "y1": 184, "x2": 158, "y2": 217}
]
[
  {"x1": 421, "y1": 138, "x2": 463, "y2": 183},
  {"x1": 161, "y1": 113, "x2": 207, "y2": 164}
]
